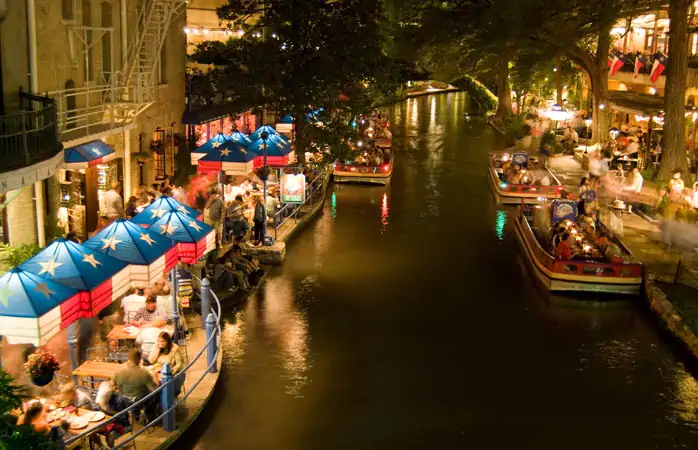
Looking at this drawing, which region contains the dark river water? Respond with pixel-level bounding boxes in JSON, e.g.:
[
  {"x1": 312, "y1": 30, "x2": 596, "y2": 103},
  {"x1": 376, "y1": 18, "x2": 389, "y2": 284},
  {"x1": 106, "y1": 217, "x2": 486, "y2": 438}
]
[{"x1": 184, "y1": 93, "x2": 698, "y2": 449}]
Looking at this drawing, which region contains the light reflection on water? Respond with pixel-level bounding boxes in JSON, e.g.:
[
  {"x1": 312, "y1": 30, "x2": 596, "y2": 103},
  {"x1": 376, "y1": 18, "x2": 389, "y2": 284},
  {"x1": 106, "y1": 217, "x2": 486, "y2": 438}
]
[{"x1": 262, "y1": 277, "x2": 311, "y2": 398}]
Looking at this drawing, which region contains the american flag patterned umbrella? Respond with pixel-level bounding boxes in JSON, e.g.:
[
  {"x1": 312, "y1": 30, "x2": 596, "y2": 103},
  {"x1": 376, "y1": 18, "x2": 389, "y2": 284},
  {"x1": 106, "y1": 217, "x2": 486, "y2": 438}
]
[
  {"x1": 0, "y1": 268, "x2": 86, "y2": 345},
  {"x1": 20, "y1": 239, "x2": 131, "y2": 317},
  {"x1": 149, "y1": 210, "x2": 216, "y2": 264},
  {"x1": 131, "y1": 195, "x2": 202, "y2": 226},
  {"x1": 83, "y1": 219, "x2": 178, "y2": 287}
]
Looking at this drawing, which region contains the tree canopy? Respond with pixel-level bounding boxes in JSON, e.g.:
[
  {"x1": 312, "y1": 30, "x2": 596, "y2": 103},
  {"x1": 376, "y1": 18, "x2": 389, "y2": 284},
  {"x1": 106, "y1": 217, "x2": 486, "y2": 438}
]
[{"x1": 193, "y1": 0, "x2": 418, "y2": 161}]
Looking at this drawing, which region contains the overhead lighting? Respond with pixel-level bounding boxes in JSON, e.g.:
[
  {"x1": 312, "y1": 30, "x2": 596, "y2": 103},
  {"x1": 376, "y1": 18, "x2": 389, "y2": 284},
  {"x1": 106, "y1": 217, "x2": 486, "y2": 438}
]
[{"x1": 237, "y1": 29, "x2": 244, "y2": 37}]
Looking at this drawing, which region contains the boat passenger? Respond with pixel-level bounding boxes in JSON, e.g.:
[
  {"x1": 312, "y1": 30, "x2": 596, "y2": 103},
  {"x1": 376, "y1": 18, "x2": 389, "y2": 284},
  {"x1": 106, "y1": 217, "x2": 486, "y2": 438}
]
[
  {"x1": 507, "y1": 168, "x2": 522, "y2": 184},
  {"x1": 554, "y1": 233, "x2": 577, "y2": 260},
  {"x1": 594, "y1": 231, "x2": 611, "y2": 254}
]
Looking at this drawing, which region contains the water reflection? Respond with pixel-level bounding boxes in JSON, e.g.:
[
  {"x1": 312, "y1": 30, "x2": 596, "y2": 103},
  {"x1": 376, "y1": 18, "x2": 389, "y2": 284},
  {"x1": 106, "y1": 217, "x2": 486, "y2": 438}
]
[
  {"x1": 495, "y1": 209, "x2": 507, "y2": 241},
  {"x1": 262, "y1": 278, "x2": 310, "y2": 397},
  {"x1": 381, "y1": 192, "x2": 389, "y2": 233}
]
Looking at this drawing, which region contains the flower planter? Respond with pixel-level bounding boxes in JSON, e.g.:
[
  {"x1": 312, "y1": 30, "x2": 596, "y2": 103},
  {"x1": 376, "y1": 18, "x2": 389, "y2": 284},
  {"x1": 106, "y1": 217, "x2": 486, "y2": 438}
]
[{"x1": 30, "y1": 371, "x2": 54, "y2": 387}]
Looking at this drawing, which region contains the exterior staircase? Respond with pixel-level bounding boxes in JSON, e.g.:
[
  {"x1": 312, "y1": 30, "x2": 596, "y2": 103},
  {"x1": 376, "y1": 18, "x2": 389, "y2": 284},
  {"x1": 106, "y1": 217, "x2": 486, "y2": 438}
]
[
  {"x1": 48, "y1": 0, "x2": 186, "y2": 144},
  {"x1": 121, "y1": 0, "x2": 187, "y2": 116}
]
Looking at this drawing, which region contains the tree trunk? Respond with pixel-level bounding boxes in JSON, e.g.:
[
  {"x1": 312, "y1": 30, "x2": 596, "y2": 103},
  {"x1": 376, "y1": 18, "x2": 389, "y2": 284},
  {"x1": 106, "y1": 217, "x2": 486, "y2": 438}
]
[
  {"x1": 660, "y1": 0, "x2": 691, "y2": 180},
  {"x1": 294, "y1": 107, "x2": 307, "y2": 165},
  {"x1": 592, "y1": 28, "x2": 610, "y2": 145},
  {"x1": 494, "y1": 54, "x2": 512, "y2": 120}
]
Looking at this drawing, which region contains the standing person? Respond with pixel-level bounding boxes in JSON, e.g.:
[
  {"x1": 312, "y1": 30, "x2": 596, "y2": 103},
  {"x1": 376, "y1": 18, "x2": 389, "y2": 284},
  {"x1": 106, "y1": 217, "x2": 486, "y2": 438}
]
[
  {"x1": 577, "y1": 177, "x2": 589, "y2": 216},
  {"x1": 253, "y1": 194, "x2": 266, "y2": 246},
  {"x1": 104, "y1": 181, "x2": 126, "y2": 220},
  {"x1": 205, "y1": 190, "x2": 225, "y2": 245}
]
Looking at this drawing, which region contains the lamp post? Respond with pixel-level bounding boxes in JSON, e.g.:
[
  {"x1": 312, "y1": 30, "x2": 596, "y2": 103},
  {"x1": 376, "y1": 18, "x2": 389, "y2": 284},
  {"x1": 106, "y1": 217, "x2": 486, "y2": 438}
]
[{"x1": 260, "y1": 130, "x2": 269, "y2": 245}]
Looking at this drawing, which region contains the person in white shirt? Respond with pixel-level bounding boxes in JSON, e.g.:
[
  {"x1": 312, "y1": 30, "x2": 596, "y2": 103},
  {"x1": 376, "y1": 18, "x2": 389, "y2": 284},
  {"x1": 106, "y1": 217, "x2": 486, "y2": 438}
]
[
  {"x1": 104, "y1": 181, "x2": 126, "y2": 220},
  {"x1": 622, "y1": 167, "x2": 644, "y2": 194},
  {"x1": 121, "y1": 288, "x2": 148, "y2": 322}
]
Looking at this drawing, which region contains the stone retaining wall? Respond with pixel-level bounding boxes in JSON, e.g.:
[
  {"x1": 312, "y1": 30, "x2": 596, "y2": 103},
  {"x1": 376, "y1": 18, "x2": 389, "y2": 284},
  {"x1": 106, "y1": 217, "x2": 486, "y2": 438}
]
[{"x1": 644, "y1": 273, "x2": 698, "y2": 361}]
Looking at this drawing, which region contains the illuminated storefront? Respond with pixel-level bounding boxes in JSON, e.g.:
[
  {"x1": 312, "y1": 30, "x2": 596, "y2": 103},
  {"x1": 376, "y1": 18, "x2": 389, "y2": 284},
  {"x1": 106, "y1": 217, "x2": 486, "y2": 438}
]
[{"x1": 60, "y1": 139, "x2": 123, "y2": 239}]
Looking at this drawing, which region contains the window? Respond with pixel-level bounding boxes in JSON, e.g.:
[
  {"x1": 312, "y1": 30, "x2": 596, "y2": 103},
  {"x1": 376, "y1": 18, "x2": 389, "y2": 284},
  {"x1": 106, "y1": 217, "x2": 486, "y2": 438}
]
[
  {"x1": 62, "y1": 0, "x2": 75, "y2": 21},
  {"x1": 154, "y1": 153, "x2": 166, "y2": 180},
  {"x1": 83, "y1": 0, "x2": 94, "y2": 82},
  {"x1": 101, "y1": 2, "x2": 113, "y2": 79},
  {"x1": 159, "y1": 38, "x2": 168, "y2": 84},
  {"x1": 65, "y1": 79, "x2": 77, "y2": 129}
]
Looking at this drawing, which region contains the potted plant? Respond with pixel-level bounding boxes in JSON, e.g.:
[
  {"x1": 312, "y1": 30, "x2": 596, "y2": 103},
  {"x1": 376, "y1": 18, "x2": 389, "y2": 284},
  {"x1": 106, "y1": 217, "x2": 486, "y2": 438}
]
[
  {"x1": 255, "y1": 165, "x2": 272, "y2": 181},
  {"x1": 24, "y1": 349, "x2": 60, "y2": 386}
]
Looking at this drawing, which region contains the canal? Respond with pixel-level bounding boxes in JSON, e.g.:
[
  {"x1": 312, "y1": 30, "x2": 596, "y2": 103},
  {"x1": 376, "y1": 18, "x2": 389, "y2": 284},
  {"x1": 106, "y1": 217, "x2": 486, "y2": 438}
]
[{"x1": 184, "y1": 93, "x2": 698, "y2": 449}]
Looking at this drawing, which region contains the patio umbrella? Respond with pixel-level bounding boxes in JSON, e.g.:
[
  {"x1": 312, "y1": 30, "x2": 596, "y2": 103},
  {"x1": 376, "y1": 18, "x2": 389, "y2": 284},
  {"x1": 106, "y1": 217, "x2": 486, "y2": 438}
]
[
  {"x1": 191, "y1": 133, "x2": 231, "y2": 165},
  {"x1": 197, "y1": 141, "x2": 260, "y2": 175},
  {"x1": 249, "y1": 125, "x2": 280, "y2": 141},
  {"x1": 83, "y1": 219, "x2": 179, "y2": 287},
  {"x1": 20, "y1": 239, "x2": 131, "y2": 317},
  {"x1": 0, "y1": 268, "x2": 86, "y2": 345},
  {"x1": 230, "y1": 130, "x2": 253, "y2": 147},
  {"x1": 249, "y1": 137, "x2": 295, "y2": 168},
  {"x1": 149, "y1": 211, "x2": 216, "y2": 264},
  {"x1": 131, "y1": 195, "x2": 202, "y2": 227}
]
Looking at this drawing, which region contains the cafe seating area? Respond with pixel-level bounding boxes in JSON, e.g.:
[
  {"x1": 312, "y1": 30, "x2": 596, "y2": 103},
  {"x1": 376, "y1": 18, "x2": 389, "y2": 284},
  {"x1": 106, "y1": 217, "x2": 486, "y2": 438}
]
[{"x1": 1, "y1": 194, "x2": 224, "y2": 449}]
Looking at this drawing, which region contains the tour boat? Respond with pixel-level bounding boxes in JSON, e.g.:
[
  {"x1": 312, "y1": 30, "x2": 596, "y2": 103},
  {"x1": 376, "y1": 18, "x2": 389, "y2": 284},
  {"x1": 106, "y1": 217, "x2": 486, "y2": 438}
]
[
  {"x1": 489, "y1": 151, "x2": 564, "y2": 204},
  {"x1": 333, "y1": 138, "x2": 394, "y2": 185},
  {"x1": 514, "y1": 199, "x2": 643, "y2": 295}
]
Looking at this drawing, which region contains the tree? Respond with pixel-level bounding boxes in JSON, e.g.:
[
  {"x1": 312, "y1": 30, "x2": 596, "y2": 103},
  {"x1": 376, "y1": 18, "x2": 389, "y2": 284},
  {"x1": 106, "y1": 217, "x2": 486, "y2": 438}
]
[
  {"x1": 661, "y1": 0, "x2": 691, "y2": 179},
  {"x1": 0, "y1": 370, "x2": 56, "y2": 449},
  {"x1": 194, "y1": 0, "x2": 411, "y2": 164}
]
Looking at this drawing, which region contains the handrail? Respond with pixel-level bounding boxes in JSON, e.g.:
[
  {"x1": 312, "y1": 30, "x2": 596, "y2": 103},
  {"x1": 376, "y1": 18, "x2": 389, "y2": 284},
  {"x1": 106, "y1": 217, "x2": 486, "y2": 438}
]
[
  {"x1": 65, "y1": 277, "x2": 223, "y2": 448},
  {"x1": 273, "y1": 169, "x2": 328, "y2": 239}
]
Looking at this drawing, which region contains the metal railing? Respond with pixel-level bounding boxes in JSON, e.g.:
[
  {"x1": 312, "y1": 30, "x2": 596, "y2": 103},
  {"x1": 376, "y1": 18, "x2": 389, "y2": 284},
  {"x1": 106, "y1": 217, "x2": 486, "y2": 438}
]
[
  {"x1": 47, "y1": 75, "x2": 153, "y2": 141},
  {"x1": 0, "y1": 90, "x2": 61, "y2": 172},
  {"x1": 273, "y1": 169, "x2": 330, "y2": 240},
  {"x1": 65, "y1": 277, "x2": 222, "y2": 449}
]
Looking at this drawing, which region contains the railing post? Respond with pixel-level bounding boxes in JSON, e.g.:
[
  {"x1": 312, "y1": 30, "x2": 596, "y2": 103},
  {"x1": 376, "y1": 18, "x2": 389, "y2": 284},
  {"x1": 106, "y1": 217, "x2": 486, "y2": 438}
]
[
  {"x1": 205, "y1": 313, "x2": 218, "y2": 373},
  {"x1": 200, "y1": 277, "x2": 211, "y2": 329},
  {"x1": 160, "y1": 362, "x2": 176, "y2": 432},
  {"x1": 170, "y1": 268, "x2": 181, "y2": 344}
]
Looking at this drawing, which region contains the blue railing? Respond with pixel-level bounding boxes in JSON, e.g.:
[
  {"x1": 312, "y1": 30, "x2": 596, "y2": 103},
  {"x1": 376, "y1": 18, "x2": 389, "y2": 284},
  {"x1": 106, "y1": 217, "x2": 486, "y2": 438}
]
[
  {"x1": 273, "y1": 169, "x2": 329, "y2": 240},
  {"x1": 65, "y1": 277, "x2": 222, "y2": 449}
]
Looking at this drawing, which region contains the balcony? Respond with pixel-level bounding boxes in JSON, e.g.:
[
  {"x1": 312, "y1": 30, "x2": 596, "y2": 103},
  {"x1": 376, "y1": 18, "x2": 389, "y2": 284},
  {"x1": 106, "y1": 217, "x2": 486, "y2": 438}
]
[{"x1": 0, "y1": 91, "x2": 62, "y2": 173}]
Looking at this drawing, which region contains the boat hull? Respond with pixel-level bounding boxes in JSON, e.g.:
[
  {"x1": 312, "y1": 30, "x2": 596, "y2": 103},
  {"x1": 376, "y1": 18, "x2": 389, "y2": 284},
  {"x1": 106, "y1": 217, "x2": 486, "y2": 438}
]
[
  {"x1": 334, "y1": 150, "x2": 394, "y2": 185},
  {"x1": 488, "y1": 166, "x2": 563, "y2": 205},
  {"x1": 333, "y1": 173, "x2": 392, "y2": 185},
  {"x1": 514, "y1": 214, "x2": 642, "y2": 295}
]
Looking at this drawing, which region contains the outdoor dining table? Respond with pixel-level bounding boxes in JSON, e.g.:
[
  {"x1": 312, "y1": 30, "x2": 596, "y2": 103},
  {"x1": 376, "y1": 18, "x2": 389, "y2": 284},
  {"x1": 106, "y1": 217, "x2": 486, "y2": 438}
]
[
  {"x1": 73, "y1": 361, "x2": 123, "y2": 389},
  {"x1": 108, "y1": 324, "x2": 175, "y2": 341}
]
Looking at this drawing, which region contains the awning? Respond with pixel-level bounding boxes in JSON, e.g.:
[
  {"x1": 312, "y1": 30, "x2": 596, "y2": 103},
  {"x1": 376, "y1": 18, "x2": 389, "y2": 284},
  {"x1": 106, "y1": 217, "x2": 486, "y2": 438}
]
[
  {"x1": 64, "y1": 140, "x2": 116, "y2": 169},
  {"x1": 608, "y1": 91, "x2": 698, "y2": 117}
]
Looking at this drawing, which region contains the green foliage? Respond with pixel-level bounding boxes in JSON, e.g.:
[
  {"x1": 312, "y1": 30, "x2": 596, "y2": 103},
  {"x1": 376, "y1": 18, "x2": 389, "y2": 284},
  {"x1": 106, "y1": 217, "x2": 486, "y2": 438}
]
[
  {"x1": 0, "y1": 370, "x2": 56, "y2": 450},
  {"x1": 0, "y1": 243, "x2": 41, "y2": 269},
  {"x1": 451, "y1": 75, "x2": 498, "y2": 113},
  {"x1": 502, "y1": 114, "x2": 531, "y2": 146},
  {"x1": 44, "y1": 216, "x2": 65, "y2": 243}
]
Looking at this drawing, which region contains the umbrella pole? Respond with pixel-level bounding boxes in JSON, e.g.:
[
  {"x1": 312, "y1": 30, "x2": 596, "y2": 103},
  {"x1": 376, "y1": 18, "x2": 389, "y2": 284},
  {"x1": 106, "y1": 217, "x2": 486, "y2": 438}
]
[
  {"x1": 170, "y1": 268, "x2": 181, "y2": 344},
  {"x1": 67, "y1": 323, "x2": 78, "y2": 384}
]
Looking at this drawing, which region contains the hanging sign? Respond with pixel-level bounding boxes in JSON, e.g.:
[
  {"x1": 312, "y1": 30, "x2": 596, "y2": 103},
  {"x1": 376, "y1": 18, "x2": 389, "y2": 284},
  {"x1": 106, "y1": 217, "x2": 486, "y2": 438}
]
[{"x1": 281, "y1": 173, "x2": 306, "y2": 204}]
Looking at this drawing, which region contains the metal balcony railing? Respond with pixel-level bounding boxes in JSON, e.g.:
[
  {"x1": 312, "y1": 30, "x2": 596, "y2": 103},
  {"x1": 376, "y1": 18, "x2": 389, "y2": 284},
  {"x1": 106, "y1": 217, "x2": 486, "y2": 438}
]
[{"x1": 0, "y1": 90, "x2": 61, "y2": 172}]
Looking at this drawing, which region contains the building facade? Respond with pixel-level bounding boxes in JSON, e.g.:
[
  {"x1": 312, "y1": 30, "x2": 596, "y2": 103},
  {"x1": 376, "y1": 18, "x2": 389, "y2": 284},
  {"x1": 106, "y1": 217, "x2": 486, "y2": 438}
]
[{"x1": 0, "y1": 0, "x2": 187, "y2": 244}]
